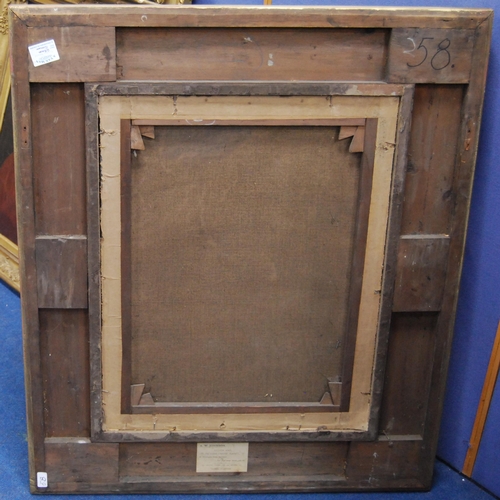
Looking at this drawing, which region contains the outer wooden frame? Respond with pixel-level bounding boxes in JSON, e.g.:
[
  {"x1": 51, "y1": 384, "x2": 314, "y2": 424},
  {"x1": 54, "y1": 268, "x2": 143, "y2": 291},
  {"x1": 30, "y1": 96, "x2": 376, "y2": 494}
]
[
  {"x1": 9, "y1": 5, "x2": 491, "y2": 494},
  {"x1": 87, "y1": 83, "x2": 411, "y2": 442}
]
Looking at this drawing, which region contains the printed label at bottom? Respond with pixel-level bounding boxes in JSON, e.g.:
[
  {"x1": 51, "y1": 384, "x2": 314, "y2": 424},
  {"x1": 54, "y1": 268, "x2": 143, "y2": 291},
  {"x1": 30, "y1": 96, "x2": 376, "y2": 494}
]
[
  {"x1": 36, "y1": 472, "x2": 48, "y2": 488},
  {"x1": 196, "y1": 442, "x2": 249, "y2": 473}
]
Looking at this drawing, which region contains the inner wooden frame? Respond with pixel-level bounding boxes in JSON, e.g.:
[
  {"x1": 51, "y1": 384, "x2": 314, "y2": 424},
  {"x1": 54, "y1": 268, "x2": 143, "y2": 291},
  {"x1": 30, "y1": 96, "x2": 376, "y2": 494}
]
[
  {"x1": 122, "y1": 122, "x2": 365, "y2": 414},
  {"x1": 88, "y1": 83, "x2": 409, "y2": 442}
]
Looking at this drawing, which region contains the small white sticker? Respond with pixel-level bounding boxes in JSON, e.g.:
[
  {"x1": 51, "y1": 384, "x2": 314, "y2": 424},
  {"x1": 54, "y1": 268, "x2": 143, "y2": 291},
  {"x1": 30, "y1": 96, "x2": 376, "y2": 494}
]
[
  {"x1": 36, "y1": 472, "x2": 48, "y2": 488},
  {"x1": 196, "y1": 443, "x2": 249, "y2": 473},
  {"x1": 28, "y1": 40, "x2": 60, "y2": 67}
]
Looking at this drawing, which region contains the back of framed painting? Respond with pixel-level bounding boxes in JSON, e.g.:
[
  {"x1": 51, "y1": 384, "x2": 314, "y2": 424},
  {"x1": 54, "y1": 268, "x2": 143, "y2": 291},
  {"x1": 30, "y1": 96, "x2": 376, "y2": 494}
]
[{"x1": 10, "y1": 5, "x2": 491, "y2": 493}]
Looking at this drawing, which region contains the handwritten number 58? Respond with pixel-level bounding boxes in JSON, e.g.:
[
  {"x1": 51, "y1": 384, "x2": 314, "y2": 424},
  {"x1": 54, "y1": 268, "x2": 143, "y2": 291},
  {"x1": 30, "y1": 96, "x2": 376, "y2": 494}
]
[{"x1": 406, "y1": 37, "x2": 451, "y2": 70}]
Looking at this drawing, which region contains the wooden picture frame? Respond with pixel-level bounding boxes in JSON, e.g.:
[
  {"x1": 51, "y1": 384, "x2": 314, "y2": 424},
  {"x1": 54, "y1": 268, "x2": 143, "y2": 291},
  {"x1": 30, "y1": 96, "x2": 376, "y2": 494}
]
[
  {"x1": 88, "y1": 84, "x2": 411, "y2": 442},
  {"x1": 10, "y1": 5, "x2": 492, "y2": 494},
  {"x1": 0, "y1": 0, "x2": 20, "y2": 293}
]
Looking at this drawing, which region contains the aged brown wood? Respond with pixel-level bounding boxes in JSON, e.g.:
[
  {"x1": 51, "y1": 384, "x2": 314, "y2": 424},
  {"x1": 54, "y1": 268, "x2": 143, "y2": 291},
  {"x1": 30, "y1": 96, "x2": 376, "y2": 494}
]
[
  {"x1": 420, "y1": 14, "x2": 493, "y2": 484},
  {"x1": 339, "y1": 118, "x2": 376, "y2": 411},
  {"x1": 28, "y1": 27, "x2": 116, "y2": 82},
  {"x1": 84, "y1": 83, "x2": 102, "y2": 442},
  {"x1": 10, "y1": 11, "x2": 46, "y2": 485},
  {"x1": 114, "y1": 103, "x2": 383, "y2": 417},
  {"x1": 132, "y1": 118, "x2": 367, "y2": 126},
  {"x1": 9, "y1": 5, "x2": 492, "y2": 495},
  {"x1": 392, "y1": 236, "x2": 451, "y2": 312},
  {"x1": 130, "y1": 384, "x2": 145, "y2": 406},
  {"x1": 346, "y1": 440, "x2": 424, "y2": 484},
  {"x1": 31, "y1": 83, "x2": 87, "y2": 236},
  {"x1": 387, "y1": 28, "x2": 474, "y2": 84},
  {"x1": 131, "y1": 402, "x2": 338, "y2": 414},
  {"x1": 348, "y1": 126, "x2": 365, "y2": 153},
  {"x1": 367, "y1": 84, "x2": 415, "y2": 435},
  {"x1": 35, "y1": 236, "x2": 88, "y2": 309},
  {"x1": 40, "y1": 310, "x2": 90, "y2": 437},
  {"x1": 116, "y1": 28, "x2": 387, "y2": 82},
  {"x1": 379, "y1": 312, "x2": 438, "y2": 437},
  {"x1": 130, "y1": 124, "x2": 145, "y2": 150},
  {"x1": 139, "y1": 125, "x2": 155, "y2": 139},
  {"x1": 400, "y1": 85, "x2": 465, "y2": 235},
  {"x1": 119, "y1": 442, "x2": 349, "y2": 478},
  {"x1": 12, "y1": 6, "x2": 490, "y2": 30},
  {"x1": 45, "y1": 440, "x2": 119, "y2": 484},
  {"x1": 120, "y1": 119, "x2": 132, "y2": 414},
  {"x1": 101, "y1": 81, "x2": 405, "y2": 97}
]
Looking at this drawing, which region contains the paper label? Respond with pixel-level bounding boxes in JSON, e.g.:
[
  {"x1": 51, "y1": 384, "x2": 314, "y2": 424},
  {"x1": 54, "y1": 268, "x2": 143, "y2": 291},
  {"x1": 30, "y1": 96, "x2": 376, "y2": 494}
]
[
  {"x1": 196, "y1": 443, "x2": 249, "y2": 473},
  {"x1": 28, "y1": 40, "x2": 60, "y2": 67},
  {"x1": 36, "y1": 472, "x2": 48, "y2": 488}
]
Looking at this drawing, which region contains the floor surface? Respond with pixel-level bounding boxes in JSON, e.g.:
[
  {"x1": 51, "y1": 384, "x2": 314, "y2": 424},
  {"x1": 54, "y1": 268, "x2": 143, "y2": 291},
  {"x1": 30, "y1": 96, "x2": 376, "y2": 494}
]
[{"x1": 0, "y1": 280, "x2": 497, "y2": 499}]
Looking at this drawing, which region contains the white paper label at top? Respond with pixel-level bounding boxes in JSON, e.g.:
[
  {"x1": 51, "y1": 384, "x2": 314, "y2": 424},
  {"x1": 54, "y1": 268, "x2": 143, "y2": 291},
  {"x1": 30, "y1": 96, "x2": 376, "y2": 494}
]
[
  {"x1": 196, "y1": 443, "x2": 249, "y2": 473},
  {"x1": 28, "y1": 40, "x2": 60, "y2": 67}
]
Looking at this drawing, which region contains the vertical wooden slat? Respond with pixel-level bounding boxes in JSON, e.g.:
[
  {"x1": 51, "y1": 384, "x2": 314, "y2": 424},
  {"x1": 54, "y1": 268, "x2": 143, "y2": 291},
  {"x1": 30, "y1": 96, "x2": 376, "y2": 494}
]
[
  {"x1": 368, "y1": 85, "x2": 414, "y2": 433},
  {"x1": 421, "y1": 13, "x2": 493, "y2": 483},
  {"x1": 40, "y1": 310, "x2": 90, "y2": 437},
  {"x1": 401, "y1": 85, "x2": 465, "y2": 235},
  {"x1": 9, "y1": 9, "x2": 46, "y2": 485},
  {"x1": 339, "y1": 118, "x2": 376, "y2": 411},
  {"x1": 85, "y1": 84, "x2": 103, "y2": 439},
  {"x1": 379, "y1": 312, "x2": 438, "y2": 436},
  {"x1": 392, "y1": 236, "x2": 450, "y2": 312},
  {"x1": 120, "y1": 119, "x2": 132, "y2": 413},
  {"x1": 31, "y1": 83, "x2": 86, "y2": 236},
  {"x1": 35, "y1": 236, "x2": 88, "y2": 309}
]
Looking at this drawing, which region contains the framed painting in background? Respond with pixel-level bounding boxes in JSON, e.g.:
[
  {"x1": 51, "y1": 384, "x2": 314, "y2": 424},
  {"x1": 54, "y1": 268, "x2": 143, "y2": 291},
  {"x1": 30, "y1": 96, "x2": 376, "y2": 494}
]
[{"x1": 0, "y1": 0, "x2": 19, "y2": 292}]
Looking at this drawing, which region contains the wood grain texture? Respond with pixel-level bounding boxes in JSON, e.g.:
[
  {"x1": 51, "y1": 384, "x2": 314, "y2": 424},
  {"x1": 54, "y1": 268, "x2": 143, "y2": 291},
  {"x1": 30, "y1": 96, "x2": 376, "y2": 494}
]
[
  {"x1": 119, "y1": 442, "x2": 348, "y2": 478},
  {"x1": 9, "y1": 11, "x2": 46, "y2": 486},
  {"x1": 392, "y1": 236, "x2": 450, "y2": 312},
  {"x1": 367, "y1": 85, "x2": 414, "y2": 437},
  {"x1": 131, "y1": 402, "x2": 339, "y2": 414},
  {"x1": 11, "y1": 5, "x2": 491, "y2": 30},
  {"x1": 120, "y1": 119, "x2": 132, "y2": 414},
  {"x1": 420, "y1": 15, "x2": 493, "y2": 483},
  {"x1": 98, "y1": 91, "x2": 399, "y2": 439},
  {"x1": 35, "y1": 236, "x2": 88, "y2": 309},
  {"x1": 400, "y1": 85, "x2": 465, "y2": 235},
  {"x1": 31, "y1": 83, "x2": 86, "y2": 236},
  {"x1": 10, "y1": 5, "x2": 492, "y2": 494},
  {"x1": 40, "y1": 310, "x2": 90, "y2": 437},
  {"x1": 339, "y1": 118, "x2": 376, "y2": 411},
  {"x1": 97, "y1": 82, "x2": 407, "y2": 97},
  {"x1": 117, "y1": 28, "x2": 387, "y2": 82},
  {"x1": 84, "y1": 84, "x2": 102, "y2": 441},
  {"x1": 346, "y1": 440, "x2": 423, "y2": 484},
  {"x1": 379, "y1": 312, "x2": 437, "y2": 437},
  {"x1": 387, "y1": 28, "x2": 474, "y2": 83},
  {"x1": 28, "y1": 27, "x2": 116, "y2": 82},
  {"x1": 45, "y1": 441, "x2": 119, "y2": 484}
]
